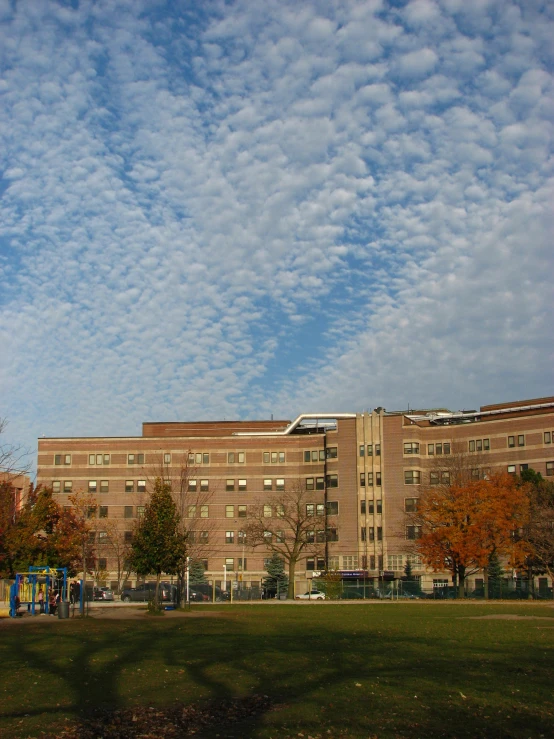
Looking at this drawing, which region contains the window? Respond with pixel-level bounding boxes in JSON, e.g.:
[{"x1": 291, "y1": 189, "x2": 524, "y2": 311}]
[
  {"x1": 124, "y1": 531, "x2": 133, "y2": 543},
  {"x1": 317, "y1": 503, "x2": 325, "y2": 516},
  {"x1": 225, "y1": 531, "x2": 234, "y2": 544},
  {"x1": 475, "y1": 440, "x2": 482, "y2": 451},
  {"x1": 441, "y1": 471, "x2": 450, "y2": 485},
  {"x1": 195, "y1": 453, "x2": 202, "y2": 464},
  {"x1": 188, "y1": 480, "x2": 197, "y2": 492},
  {"x1": 376, "y1": 500, "x2": 382, "y2": 514},
  {"x1": 99, "y1": 506, "x2": 108, "y2": 518},
  {"x1": 406, "y1": 525, "x2": 421, "y2": 540},
  {"x1": 546, "y1": 462, "x2": 554, "y2": 476},
  {"x1": 238, "y1": 557, "x2": 247, "y2": 571},
  {"x1": 52, "y1": 481, "x2": 61, "y2": 493},
  {"x1": 127, "y1": 453, "x2": 144, "y2": 464},
  {"x1": 406, "y1": 554, "x2": 421, "y2": 567},
  {"x1": 265, "y1": 451, "x2": 285, "y2": 463},
  {"x1": 304, "y1": 450, "x2": 323, "y2": 462},
  {"x1": 238, "y1": 479, "x2": 247, "y2": 491},
  {"x1": 98, "y1": 558, "x2": 107, "y2": 571},
  {"x1": 518, "y1": 435, "x2": 525, "y2": 447},
  {"x1": 359, "y1": 472, "x2": 365, "y2": 487},
  {"x1": 100, "y1": 480, "x2": 109, "y2": 493},
  {"x1": 367, "y1": 472, "x2": 373, "y2": 487},
  {"x1": 377, "y1": 527, "x2": 382, "y2": 541},
  {"x1": 263, "y1": 530, "x2": 272, "y2": 542},
  {"x1": 226, "y1": 479, "x2": 235, "y2": 492},
  {"x1": 188, "y1": 505, "x2": 197, "y2": 518},
  {"x1": 375, "y1": 444, "x2": 381, "y2": 456},
  {"x1": 483, "y1": 439, "x2": 490, "y2": 450},
  {"x1": 88, "y1": 481, "x2": 97, "y2": 493},
  {"x1": 404, "y1": 442, "x2": 420, "y2": 454},
  {"x1": 369, "y1": 527, "x2": 375, "y2": 542},
  {"x1": 388, "y1": 555, "x2": 404, "y2": 570},
  {"x1": 328, "y1": 556, "x2": 339, "y2": 570},
  {"x1": 376, "y1": 472, "x2": 381, "y2": 486},
  {"x1": 188, "y1": 531, "x2": 196, "y2": 544},
  {"x1": 360, "y1": 499, "x2": 366, "y2": 515},
  {"x1": 164, "y1": 453, "x2": 171, "y2": 464},
  {"x1": 263, "y1": 504, "x2": 272, "y2": 517},
  {"x1": 238, "y1": 505, "x2": 247, "y2": 517},
  {"x1": 326, "y1": 474, "x2": 338, "y2": 488},
  {"x1": 225, "y1": 505, "x2": 234, "y2": 518},
  {"x1": 366, "y1": 445, "x2": 373, "y2": 456},
  {"x1": 125, "y1": 480, "x2": 134, "y2": 493},
  {"x1": 545, "y1": 432, "x2": 551, "y2": 444},
  {"x1": 275, "y1": 504, "x2": 284, "y2": 517},
  {"x1": 307, "y1": 530, "x2": 315, "y2": 543},
  {"x1": 520, "y1": 464, "x2": 528, "y2": 472},
  {"x1": 89, "y1": 453, "x2": 110, "y2": 465},
  {"x1": 228, "y1": 451, "x2": 245, "y2": 463},
  {"x1": 203, "y1": 453, "x2": 209, "y2": 464},
  {"x1": 405, "y1": 498, "x2": 418, "y2": 512},
  {"x1": 137, "y1": 480, "x2": 146, "y2": 493},
  {"x1": 238, "y1": 530, "x2": 247, "y2": 544},
  {"x1": 264, "y1": 479, "x2": 272, "y2": 491},
  {"x1": 306, "y1": 477, "x2": 314, "y2": 490},
  {"x1": 137, "y1": 506, "x2": 145, "y2": 517},
  {"x1": 275, "y1": 530, "x2": 285, "y2": 543},
  {"x1": 306, "y1": 557, "x2": 315, "y2": 570},
  {"x1": 63, "y1": 481, "x2": 72, "y2": 493},
  {"x1": 326, "y1": 527, "x2": 338, "y2": 542},
  {"x1": 200, "y1": 505, "x2": 209, "y2": 518},
  {"x1": 326, "y1": 446, "x2": 337, "y2": 459},
  {"x1": 200, "y1": 480, "x2": 209, "y2": 492},
  {"x1": 471, "y1": 468, "x2": 480, "y2": 480},
  {"x1": 276, "y1": 479, "x2": 285, "y2": 491},
  {"x1": 361, "y1": 527, "x2": 367, "y2": 541},
  {"x1": 124, "y1": 506, "x2": 133, "y2": 519},
  {"x1": 369, "y1": 556, "x2": 376, "y2": 570},
  {"x1": 359, "y1": 445, "x2": 365, "y2": 457},
  {"x1": 55, "y1": 455, "x2": 62, "y2": 465},
  {"x1": 200, "y1": 531, "x2": 209, "y2": 544},
  {"x1": 404, "y1": 470, "x2": 420, "y2": 485},
  {"x1": 306, "y1": 504, "x2": 315, "y2": 517},
  {"x1": 428, "y1": 443, "x2": 435, "y2": 455},
  {"x1": 316, "y1": 477, "x2": 325, "y2": 490},
  {"x1": 368, "y1": 500, "x2": 374, "y2": 514},
  {"x1": 508, "y1": 436, "x2": 515, "y2": 448},
  {"x1": 430, "y1": 471, "x2": 439, "y2": 485},
  {"x1": 507, "y1": 465, "x2": 516, "y2": 475},
  {"x1": 342, "y1": 556, "x2": 358, "y2": 569},
  {"x1": 224, "y1": 558, "x2": 234, "y2": 569},
  {"x1": 443, "y1": 443, "x2": 451, "y2": 454}
]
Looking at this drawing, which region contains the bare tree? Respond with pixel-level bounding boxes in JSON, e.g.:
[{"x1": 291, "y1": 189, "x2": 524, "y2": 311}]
[
  {"x1": 94, "y1": 520, "x2": 133, "y2": 594},
  {"x1": 0, "y1": 417, "x2": 31, "y2": 482},
  {"x1": 68, "y1": 491, "x2": 98, "y2": 611},
  {"x1": 245, "y1": 480, "x2": 329, "y2": 599}
]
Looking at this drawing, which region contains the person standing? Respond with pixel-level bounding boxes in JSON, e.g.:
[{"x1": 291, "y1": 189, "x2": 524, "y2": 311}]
[{"x1": 38, "y1": 587, "x2": 44, "y2": 614}]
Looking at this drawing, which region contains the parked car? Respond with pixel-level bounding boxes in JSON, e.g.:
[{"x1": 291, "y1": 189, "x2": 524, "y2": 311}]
[
  {"x1": 93, "y1": 587, "x2": 114, "y2": 601},
  {"x1": 295, "y1": 590, "x2": 326, "y2": 600},
  {"x1": 121, "y1": 582, "x2": 175, "y2": 603}
]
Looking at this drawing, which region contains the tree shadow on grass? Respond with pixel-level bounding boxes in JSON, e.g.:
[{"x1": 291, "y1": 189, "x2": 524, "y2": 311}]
[{"x1": 1, "y1": 608, "x2": 552, "y2": 738}]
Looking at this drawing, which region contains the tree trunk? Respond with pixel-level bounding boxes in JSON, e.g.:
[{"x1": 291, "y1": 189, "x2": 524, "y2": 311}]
[
  {"x1": 155, "y1": 572, "x2": 161, "y2": 609},
  {"x1": 483, "y1": 571, "x2": 489, "y2": 600},
  {"x1": 287, "y1": 559, "x2": 296, "y2": 599},
  {"x1": 457, "y1": 565, "x2": 466, "y2": 599}
]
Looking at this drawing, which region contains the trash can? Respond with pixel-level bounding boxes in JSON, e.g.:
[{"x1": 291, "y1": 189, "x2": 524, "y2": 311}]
[{"x1": 57, "y1": 601, "x2": 70, "y2": 619}]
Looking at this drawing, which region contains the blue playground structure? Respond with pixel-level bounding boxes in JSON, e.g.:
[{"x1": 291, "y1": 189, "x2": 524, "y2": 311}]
[{"x1": 9, "y1": 566, "x2": 68, "y2": 618}]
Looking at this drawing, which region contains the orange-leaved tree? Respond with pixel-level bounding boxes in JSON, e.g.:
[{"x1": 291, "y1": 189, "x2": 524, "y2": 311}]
[{"x1": 412, "y1": 472, "x2": 532, "y2": 597}]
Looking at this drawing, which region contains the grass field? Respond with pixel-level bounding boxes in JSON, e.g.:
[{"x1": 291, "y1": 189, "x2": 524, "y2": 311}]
[{"x1": 1, "y1": 602, "x2": 553, "y2": 738}]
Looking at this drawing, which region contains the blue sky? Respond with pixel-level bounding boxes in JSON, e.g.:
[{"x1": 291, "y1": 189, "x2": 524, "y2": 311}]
[{"x1": 0, "y1": 0, "x2": 552, "y2": 466}]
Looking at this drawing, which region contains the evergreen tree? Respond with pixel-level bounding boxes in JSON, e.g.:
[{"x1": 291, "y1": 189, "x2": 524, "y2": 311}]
[
  {"x1": 262, "y1": 553, "x2": 288, "y2": 597},
  {"x1": 129, "y1": 478, "x2": 186, "y2": 608},
  {"x1": 189, "y1": 558, "x2": 207, "y2": 585},
  {"x1": 403, "y1": 560, "x2": 413, "y2": 581}
]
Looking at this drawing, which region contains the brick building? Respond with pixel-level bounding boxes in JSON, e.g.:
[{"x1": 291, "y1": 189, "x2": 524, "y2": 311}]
[{"x1": 36, "y1": 396, "x2": 554, "y2": 594}]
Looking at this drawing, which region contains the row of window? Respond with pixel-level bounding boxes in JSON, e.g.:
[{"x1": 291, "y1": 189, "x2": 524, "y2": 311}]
[
  {"x1": 359, "y1": 472, "x2": 382, "y2": 487},
  {"x1": 359, "y1": 444, "x2": 381, "y2": 457},
  {"x1": 360, "y1": 526, "x2": 383, "y2": 542},
  {"x1": 508, "y1": 462, "x2": 553, "y2": 476},
  {"x1": 404, "y1": 442, "x2": 452, "y2": 455},
  {"x1": 303, "y1": 447, "x2": 337, "y2": 462},
  {"x1": 360, "y1": 499, "x2": 382, "y2": 515}
]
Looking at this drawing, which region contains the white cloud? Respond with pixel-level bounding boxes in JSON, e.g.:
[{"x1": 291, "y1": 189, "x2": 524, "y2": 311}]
[{"x1": 0, "y1": 0, "x2": 552, "y2": 463}]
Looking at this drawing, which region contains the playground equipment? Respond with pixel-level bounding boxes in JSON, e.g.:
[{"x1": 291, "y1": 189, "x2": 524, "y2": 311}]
[{"x1": 9, "y1": 566, "x2": 68, "y2": 618}]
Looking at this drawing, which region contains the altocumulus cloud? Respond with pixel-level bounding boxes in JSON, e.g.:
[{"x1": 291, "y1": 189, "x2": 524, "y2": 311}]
[{"x1": 0, "y1": 0, "x2": 552, "y2": 460}]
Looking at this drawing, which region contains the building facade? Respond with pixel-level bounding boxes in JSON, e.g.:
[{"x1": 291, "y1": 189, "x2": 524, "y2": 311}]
[{"x1": 36, "y1": 396, "x2": 554, "y2": 594}]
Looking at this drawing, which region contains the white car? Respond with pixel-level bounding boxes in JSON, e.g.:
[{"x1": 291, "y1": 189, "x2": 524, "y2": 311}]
[{"x1": 295, "y1": 590, "x2": 326, "y2": 600}]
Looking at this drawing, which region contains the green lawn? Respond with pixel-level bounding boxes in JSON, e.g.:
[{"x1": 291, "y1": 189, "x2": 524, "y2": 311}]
[{"x1": 1, "y1": 602, "x2": 553, "y2": 738}]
